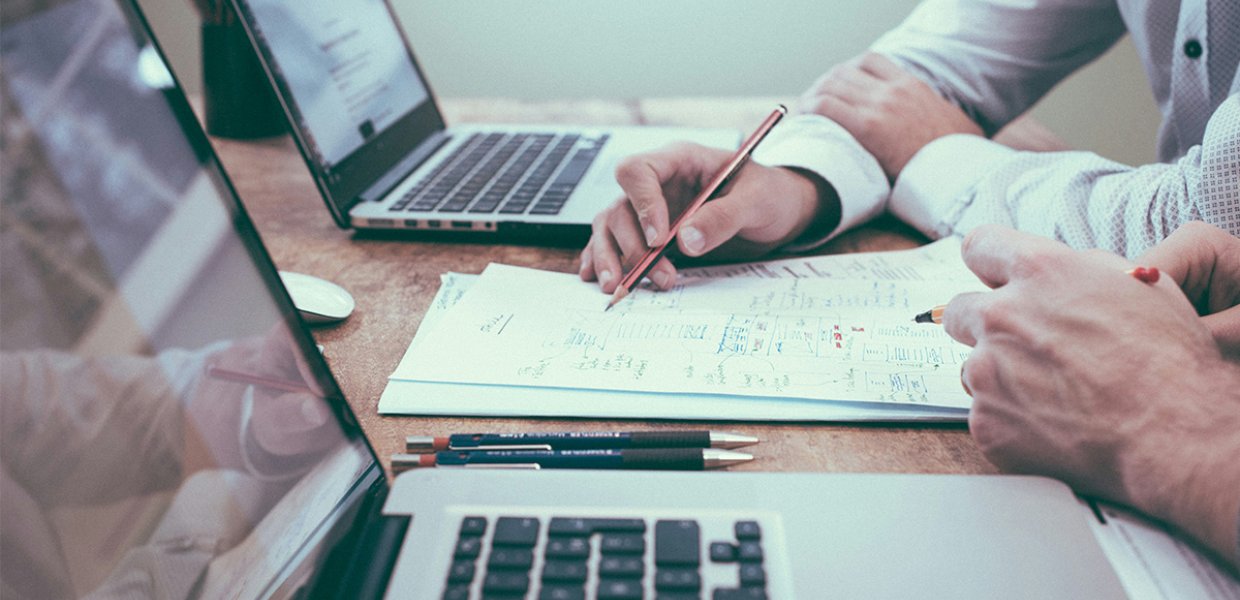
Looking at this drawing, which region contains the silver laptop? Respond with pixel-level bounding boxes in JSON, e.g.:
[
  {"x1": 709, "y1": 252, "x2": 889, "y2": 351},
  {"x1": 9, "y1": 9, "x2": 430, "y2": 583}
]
[
  {"x1": 229, "y1": 0, "x2": 738, "y2": 240},
  {"x1": 0, "y1": 1, "x2": 1128, "y2": 598}
]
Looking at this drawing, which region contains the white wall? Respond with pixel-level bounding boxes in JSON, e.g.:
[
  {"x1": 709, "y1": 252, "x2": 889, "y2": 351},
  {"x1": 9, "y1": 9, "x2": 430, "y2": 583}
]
[{"x1": 142, "y1": 0, "x2": 1162, "y2": 165}]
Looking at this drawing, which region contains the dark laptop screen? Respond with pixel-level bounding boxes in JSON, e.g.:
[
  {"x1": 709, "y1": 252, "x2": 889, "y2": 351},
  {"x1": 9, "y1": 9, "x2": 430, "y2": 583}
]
[
  {"x1": 238, "y1": 0, "x2": 429, "y2": 171},
  {"x1": 0, "y1": 0, "x2": 378, "y2": 597},
  {"x1": 233, "y1": 0, "x2": 447, "y2": 224}
]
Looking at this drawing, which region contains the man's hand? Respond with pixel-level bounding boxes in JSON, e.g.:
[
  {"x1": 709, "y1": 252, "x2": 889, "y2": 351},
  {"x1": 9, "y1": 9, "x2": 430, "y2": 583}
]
[
  {"x1": 942, "y1": 225, "x2": 1240, "y2": 569},
  {"x1": 580, "y1": 142, "x2": 838, "y2": 293},
  {"x1": 799, "y1": 53, "x2": 982, "y2": 180},
  {"x1": 1139, "y1": 221, "x2": 1240, "y2": 358}
]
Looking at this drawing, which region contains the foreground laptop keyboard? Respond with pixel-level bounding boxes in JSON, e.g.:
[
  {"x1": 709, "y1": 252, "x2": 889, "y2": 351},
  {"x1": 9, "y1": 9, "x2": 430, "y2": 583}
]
[
  {"x1": 391, "y1": 132, "x2": 609, "y2": 217},
  {"x1": 442, "y1": 515, "x2": 771, "y2": 600}
]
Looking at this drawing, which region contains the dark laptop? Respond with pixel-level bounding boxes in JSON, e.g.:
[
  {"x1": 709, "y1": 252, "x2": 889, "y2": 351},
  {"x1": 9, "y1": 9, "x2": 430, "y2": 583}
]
[
  {"x1": 228, "y1": 0, "x2": 738, "y2": 240},
  {"x1": 0, "y1": 1, "x2": 1128, "y2": 598}
]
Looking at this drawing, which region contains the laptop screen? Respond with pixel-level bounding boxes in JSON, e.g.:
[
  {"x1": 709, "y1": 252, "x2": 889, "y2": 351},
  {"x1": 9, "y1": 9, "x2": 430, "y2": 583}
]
[
  {"x1": 238, "y1": 0, "x2": 429, "y2": 170},
  {"x1": 233, "y1": 0, "x2": 448, "y2": 223},
  {"x1": 0, "y1": 0, "x2": 379, "y2": 597}
]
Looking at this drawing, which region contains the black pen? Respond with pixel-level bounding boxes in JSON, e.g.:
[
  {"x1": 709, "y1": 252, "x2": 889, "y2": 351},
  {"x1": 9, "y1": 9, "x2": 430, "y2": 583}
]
[
  {"x1": 405, "y1": 430, "x2": 759, "y2": 452},
  {"x1": 390, "y1": 448, "x2": 753, "y2": 471}
]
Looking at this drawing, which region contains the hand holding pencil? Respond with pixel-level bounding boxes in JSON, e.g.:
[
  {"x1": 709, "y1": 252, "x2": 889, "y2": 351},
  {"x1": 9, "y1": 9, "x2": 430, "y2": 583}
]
[{"x1": 581, "y1": 106, "x2": 835, "y2": 300}]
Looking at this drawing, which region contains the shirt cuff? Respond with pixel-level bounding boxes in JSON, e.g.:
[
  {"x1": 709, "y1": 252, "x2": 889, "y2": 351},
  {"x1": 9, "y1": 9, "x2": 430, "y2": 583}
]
[
  {"x1": 751, "y1": 114, "x2": 889, "y2": 251},
  {"x1": 890, "y1": 134, "x2": 1015, "y2": 239}
]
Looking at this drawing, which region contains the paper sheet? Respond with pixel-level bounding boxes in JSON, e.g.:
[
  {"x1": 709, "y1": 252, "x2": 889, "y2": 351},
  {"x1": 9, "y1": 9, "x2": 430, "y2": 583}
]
[
  {"x1": 390, "y1": 239, "x2": 986, "y2": 410},
  {"x1": 1086, "y1": 503, "x2": 1240, "y2": 599}
]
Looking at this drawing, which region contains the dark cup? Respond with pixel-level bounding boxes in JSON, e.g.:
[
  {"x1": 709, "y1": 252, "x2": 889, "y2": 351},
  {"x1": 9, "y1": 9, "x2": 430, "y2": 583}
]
[{"x1": 202, "y1": 21, "x2": 285, "y2": 139}]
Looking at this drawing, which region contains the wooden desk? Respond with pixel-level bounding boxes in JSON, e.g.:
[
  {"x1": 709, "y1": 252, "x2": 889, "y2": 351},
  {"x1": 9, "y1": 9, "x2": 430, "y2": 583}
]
[{"x1": 207, "y1": 98, "x2": 996, "y2": 478}]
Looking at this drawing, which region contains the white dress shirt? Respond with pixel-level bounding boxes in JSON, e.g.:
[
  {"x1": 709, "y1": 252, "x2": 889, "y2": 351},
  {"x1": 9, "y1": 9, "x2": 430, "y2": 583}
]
[{"x1": 754, "y1": 0, "x2": 1240, "y2": 257}]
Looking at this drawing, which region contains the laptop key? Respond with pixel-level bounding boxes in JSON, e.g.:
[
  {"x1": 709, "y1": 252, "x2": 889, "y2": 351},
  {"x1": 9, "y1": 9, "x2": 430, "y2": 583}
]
[
  {"x1": 712, "y1": 588, "x2": 766, "y2": 600},
  {"x1": 709, "y1": 542, "x2": 737, "y2": 563},
  {"x1": 442, "y1": 585, "x2": 470, "y2": 600},
  {"x1": 655, "y1": 520, "x2": 701, "y2": 566},
  {"x1": 541, "y1": 559, "x2": 588, "y2": 582},
  {"x1": 734, "y1": 521, "x2": 761, "y2": 541},
  {"x1": 492, "y1": 517, "x2": 540, "y2": 547},
  {"x1": 446, "y1": 560, "x2": 476, "y2": 583},
  {"x1": 600, "y1": 534, "x2": 645, "y2": 555},
  {"x1": 540, "y1": 586, "x2": 585, "y2": 600},
  {"x1": 483, "y1": 571, "x2": 530, "y2": 594},
  {"x1": 460, "y1": 516, "x2": 487, "y2": 536},
  {"x1": 544, "y1": 536, "x2": 590, "y2": 560},
  {"x1": 738, "y1": 563, "x2": 766, "y2": 586},
  {"x1": 488, "y1": 547, "x2": 534, "y2": 570},
  {"x1": 548, "y1": 517, "x2": 646, "y2": 536},
  {"x1": 737, "y1": 541, "x2": 763, "y2": 563},
  {"x1": 597, "y1": 579, "x2": 643, "y2": 600},
  {"x1": 655, "y1": 568, "x2": 701, "y2": 591},
  {"x1": 454, "y1": 536, "x2": 482, "y2": 559},
  {"x1": 598, "y1": 556, "x2": 643, "y2": 578},
  {"x1": 497, "y1": 202, "x2": 531, "y2": 214}
]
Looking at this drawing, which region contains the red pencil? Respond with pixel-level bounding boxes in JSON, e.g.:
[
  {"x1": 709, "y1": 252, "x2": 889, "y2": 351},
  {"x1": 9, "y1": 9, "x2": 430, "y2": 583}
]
[{"x1": 605, "y1": 105, "x2": 787, "y2": 311}]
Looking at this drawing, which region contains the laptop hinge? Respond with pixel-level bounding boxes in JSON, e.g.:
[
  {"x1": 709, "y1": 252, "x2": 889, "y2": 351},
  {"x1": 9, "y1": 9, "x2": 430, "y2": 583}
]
[
  {"x1": 304, "y1": 478, "x2": 410, "y2": 600},
  {"x1": 357, "y1": 131, "x2": 451, "y2": 205}
]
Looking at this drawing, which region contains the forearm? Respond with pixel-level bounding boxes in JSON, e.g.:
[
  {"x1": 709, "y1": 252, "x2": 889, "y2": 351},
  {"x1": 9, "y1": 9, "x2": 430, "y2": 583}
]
[{"x1": 870, "y1": 0, "x2": 1125, "y2": 134}]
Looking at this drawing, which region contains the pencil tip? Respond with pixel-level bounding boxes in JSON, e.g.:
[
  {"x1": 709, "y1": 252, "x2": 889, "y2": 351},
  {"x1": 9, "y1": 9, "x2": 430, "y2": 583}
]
[
  {"x1": 913, "y1": 311, "x2": 933, "y2": 324},
  {"x1": 605, "y1": 287, "x2": 628, "y2": 311}
]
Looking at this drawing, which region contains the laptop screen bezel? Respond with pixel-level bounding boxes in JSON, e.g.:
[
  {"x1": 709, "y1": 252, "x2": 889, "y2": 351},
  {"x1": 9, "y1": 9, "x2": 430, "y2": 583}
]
[
  {"x1": 229, "y1": 0, "x2": 448, "y2": 227},
  {"x1": 118, "y1": 0, "x2": 392, "y2": 592}
]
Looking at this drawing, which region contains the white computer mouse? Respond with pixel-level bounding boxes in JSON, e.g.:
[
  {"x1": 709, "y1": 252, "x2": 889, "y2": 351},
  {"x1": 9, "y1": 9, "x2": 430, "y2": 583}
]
[{"x1": 278, "y1": 271, "x2": 355, "y2": 324}]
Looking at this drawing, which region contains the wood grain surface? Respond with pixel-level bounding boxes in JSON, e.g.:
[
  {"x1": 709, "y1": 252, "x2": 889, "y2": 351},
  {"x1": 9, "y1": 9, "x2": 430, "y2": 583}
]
[{"x1": 206, "y1": 98, "x2": 996, "y2": 478}]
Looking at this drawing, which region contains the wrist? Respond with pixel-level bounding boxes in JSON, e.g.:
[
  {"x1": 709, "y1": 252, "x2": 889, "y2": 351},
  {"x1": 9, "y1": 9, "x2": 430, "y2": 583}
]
[{"x1": 778, "y1": 167, "x2": 841, "y2": 248}]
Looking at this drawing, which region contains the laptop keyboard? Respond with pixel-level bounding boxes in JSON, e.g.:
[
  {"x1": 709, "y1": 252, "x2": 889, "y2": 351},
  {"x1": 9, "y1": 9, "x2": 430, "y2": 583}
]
[
  {"x1": 442, "y1": 515, "x2": 772, "y2": 600},
  {"x1": 390, "y1": 132, "x2": 609, "y2": 217}
]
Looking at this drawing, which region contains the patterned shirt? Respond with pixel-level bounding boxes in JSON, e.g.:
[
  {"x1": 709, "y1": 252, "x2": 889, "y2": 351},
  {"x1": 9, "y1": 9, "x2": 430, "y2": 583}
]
[{"x1": 755, "y1": 0, "x2": 1240, "y2": 257}]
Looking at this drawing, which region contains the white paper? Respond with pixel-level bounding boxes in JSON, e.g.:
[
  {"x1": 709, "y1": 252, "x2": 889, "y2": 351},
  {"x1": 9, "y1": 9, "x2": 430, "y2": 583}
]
[
  {"x1": 1087, "y1": 503, "x2": 1240, "y2": 599},
  {"x1": 390, "y1": 239, "x2": 985, "y2": 410},
  {"x1": 678, "y1": 239, "x2": 976, "y2": 282}
]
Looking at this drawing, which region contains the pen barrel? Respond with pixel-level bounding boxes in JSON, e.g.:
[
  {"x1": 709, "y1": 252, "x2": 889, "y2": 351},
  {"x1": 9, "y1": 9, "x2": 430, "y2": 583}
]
[
  {"x1": 433, "y1": 449, "x2": 706, "y2": 469},
  {"x1": 438, "y1": 450, "x2": 627, "y2": 468},
  {"x1": 627, "y1": 431, "x2": 711, "y2": 449},
  {"x1": 450, "y1": 431, "x2": 711, "y2": 450},
  {"x1": 619, "y1": 448, "x2": 704, "y2": 470}
]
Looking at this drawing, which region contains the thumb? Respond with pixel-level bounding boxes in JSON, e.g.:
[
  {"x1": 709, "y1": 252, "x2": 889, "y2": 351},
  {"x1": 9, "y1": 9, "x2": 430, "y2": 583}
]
[{"x1": 677, "y1": 194, "x2": 749, "y2": 257}]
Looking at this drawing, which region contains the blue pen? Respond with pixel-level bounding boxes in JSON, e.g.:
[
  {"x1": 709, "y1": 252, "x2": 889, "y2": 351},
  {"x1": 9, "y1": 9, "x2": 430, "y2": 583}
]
[
  {"x1": 406, "y1": 431, "x2": 758, "y2": 452},
  {"x1": 390, "y1": 448, "x2": 752, "y2": 471}
]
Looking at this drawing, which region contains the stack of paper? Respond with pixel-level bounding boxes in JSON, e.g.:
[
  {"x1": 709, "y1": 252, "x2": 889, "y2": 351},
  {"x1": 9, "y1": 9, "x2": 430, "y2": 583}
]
[{"x1": 380, "y1": 238, "x2": 990, "y2": 421}]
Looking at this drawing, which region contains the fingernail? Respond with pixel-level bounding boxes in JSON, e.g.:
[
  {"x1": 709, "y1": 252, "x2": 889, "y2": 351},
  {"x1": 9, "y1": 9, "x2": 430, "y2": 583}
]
[
  {"x1": 644, "y1": 225, "x2": 658, "y2": 246},
  {"x1": 599, "y1": 270, "x2": 613, "y2": 285},
  {"x1": 680, "y1": 227, "x2": 704, "y2": 255},
  {"x1": 651, "y1": 270, "x2": 670, "y2": 289}
]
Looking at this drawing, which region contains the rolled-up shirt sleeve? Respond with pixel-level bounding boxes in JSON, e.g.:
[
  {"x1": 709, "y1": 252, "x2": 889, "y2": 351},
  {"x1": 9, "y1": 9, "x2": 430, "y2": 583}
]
[
  {"x1": 889, "y1": 94, "x2": 1240, "y2": 256},
  {"x1": 752, "y1": 114, "x2": 890, "y2": 250}
]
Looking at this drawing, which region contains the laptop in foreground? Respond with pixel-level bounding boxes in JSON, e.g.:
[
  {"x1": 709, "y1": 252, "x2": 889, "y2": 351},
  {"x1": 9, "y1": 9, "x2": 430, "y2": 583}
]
[
  {"x1": 229, "y1": 0, "x2": 739, "y2": 240},
  {"x1": 0, "y1": 1, "x2": 1127, "y2": 598}
]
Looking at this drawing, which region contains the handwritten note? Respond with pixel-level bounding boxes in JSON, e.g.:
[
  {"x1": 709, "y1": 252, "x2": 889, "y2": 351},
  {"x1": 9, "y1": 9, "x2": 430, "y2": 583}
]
[{"x1": 390, "y1": 239, "x2": 987, "y2": 409}]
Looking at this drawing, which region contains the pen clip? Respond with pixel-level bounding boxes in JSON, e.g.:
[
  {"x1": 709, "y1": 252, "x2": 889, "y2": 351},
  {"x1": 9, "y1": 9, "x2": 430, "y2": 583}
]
[
  {"x1": 450, "y1": 443, "x2": 554, "y2": 451},
  {"x1": 459, "y1": 463, "x2": 543, "y2": 470}
]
